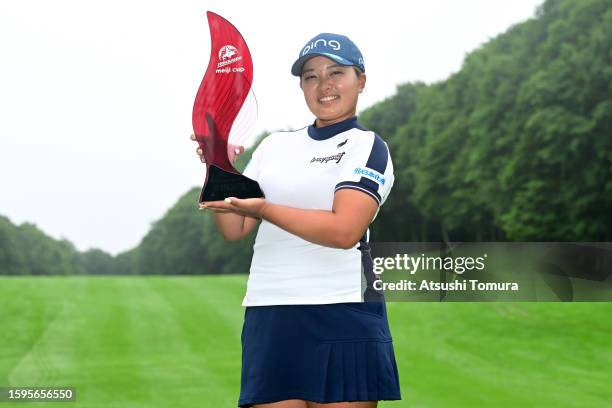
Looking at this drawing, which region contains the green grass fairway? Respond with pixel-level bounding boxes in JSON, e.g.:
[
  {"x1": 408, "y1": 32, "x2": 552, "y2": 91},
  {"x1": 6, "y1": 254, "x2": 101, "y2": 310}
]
[{"x1": 1, "y1": 276, "x2": 611, "y2": 407}]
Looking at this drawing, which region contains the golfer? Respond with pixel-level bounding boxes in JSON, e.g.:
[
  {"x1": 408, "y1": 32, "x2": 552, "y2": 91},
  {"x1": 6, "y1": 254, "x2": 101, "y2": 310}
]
[{"x1": 193, "y1": 33, "x2": 401, "y2": 408}]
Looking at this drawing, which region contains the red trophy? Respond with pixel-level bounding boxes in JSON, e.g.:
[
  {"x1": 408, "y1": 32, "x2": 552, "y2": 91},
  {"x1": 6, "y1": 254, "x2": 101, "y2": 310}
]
[{"x1": 192, "y1": 11, "x2": 264, "y2": 202}]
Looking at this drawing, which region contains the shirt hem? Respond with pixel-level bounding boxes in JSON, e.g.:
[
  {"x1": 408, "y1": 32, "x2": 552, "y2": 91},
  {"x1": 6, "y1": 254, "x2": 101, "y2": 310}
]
[{"x1": 241, "y1": 293, "x2": 362, "y2": 307}]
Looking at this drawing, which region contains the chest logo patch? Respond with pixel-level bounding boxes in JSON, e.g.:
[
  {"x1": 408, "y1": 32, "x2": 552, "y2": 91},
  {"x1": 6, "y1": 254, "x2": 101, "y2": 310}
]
[
  {"x1": 310, "y1": 152, "x2": 346, "y2": 164},
  {"x1": 337, "y1": 139, "x2": 348, "y2": 148}
]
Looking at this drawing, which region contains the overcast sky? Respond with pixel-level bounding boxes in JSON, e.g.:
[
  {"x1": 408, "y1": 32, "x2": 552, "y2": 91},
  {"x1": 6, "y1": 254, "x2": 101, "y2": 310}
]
[{"x1": 0, "y1": 0, "x2": 543, "y2": 255}]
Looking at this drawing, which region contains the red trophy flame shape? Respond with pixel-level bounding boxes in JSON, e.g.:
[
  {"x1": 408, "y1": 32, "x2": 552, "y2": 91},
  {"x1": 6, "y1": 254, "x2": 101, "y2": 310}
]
[{"x1": 193, "y1": 11, "x2": 264, "y2": 202}]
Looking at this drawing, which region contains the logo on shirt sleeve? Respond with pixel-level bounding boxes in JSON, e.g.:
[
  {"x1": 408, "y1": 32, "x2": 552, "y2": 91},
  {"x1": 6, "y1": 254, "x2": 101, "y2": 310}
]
[{"x1": 353, "y1": 167, "x2": 386, "y2": 185}]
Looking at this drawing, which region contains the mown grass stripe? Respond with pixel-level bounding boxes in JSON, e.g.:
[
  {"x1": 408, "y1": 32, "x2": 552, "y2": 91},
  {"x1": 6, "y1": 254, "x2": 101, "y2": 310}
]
[{"x1": 1, "y1": 276, "x2": 611, "y2": 408}]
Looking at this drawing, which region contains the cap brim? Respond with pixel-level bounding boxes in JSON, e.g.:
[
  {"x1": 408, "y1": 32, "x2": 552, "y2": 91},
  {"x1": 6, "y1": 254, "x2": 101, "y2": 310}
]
[{"x1": 291, "y1": 53, "x2": 354, "y2": 76}]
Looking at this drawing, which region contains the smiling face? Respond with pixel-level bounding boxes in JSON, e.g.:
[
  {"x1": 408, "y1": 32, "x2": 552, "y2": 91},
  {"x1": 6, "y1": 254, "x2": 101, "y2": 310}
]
[{"x1": 299, "y1": 56, "x2": 366, "y2": 128}]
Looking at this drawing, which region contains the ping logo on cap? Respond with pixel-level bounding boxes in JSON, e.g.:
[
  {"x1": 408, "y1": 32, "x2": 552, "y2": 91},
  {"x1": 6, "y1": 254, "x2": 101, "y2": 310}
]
[
  {"x1": 291, "y1": 33, "x2": 365, "y2": 76},
  {"x1": 301, "y1": 38, "x2": 341, "y2": 56}
]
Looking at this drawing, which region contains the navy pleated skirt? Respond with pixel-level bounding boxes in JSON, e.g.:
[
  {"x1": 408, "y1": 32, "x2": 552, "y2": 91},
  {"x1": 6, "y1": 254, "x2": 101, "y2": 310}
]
[{"x1": 238, "y1": 300, "x2": 402, "y2": 407}]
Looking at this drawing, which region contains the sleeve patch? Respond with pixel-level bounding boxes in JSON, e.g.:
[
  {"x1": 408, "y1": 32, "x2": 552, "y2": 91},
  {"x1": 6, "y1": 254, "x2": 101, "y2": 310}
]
[{"x1": 353, "y1": 167, "x2": 386, "y2": 186}]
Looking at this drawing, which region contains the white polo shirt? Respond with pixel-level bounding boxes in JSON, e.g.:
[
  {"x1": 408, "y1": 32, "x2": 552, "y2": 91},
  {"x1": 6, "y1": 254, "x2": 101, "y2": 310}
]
[{"x1": 241, "y1": 116, "x2": 394, "y2": 306}]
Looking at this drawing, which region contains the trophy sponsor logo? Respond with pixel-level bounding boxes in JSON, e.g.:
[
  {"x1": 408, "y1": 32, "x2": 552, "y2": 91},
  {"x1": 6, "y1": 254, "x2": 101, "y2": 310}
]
[
  {"x1": 216, "y1": 45, "x2": 245, "y2": 74},
  {"x1": 217, "y1": 45, "x2": 243, "y2": 67},
  {"x1": 216, "y1": 66, "x2": 246, "y2": 74}
]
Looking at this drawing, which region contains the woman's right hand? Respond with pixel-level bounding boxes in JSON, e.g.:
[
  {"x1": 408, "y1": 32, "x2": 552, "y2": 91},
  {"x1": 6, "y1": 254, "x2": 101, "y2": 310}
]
[{"x1": 190, "y1": 133, "x2": 244, "y2": 164}]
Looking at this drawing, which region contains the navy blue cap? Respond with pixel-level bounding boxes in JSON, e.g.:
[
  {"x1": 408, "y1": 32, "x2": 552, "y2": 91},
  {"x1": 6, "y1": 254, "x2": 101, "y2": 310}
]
[{"x1": 291, "y1": 33, "x2": 365, "y2": 76}]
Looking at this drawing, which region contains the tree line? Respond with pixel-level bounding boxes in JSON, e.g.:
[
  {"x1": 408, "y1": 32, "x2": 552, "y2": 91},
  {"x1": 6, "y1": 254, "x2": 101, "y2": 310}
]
[{"x1": 1, "y1": 0, "x2": 610, "y2": 275}]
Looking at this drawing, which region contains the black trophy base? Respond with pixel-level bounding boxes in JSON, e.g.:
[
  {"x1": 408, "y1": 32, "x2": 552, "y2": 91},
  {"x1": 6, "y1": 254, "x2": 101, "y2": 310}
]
[{"x1": 199, "y1": 164, "x2": 264, "y2": 202}]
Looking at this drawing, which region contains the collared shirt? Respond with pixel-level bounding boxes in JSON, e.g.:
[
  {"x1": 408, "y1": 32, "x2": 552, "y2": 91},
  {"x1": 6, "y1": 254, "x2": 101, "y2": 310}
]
[{"x1": 242, "y1": 116, "x2": 394, "y2": 306}]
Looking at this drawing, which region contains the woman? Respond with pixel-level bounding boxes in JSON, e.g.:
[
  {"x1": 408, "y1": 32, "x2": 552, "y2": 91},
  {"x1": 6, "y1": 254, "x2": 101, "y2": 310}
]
[{"x1": 192, "y1": 33, "x2": 401, "y2": 408}]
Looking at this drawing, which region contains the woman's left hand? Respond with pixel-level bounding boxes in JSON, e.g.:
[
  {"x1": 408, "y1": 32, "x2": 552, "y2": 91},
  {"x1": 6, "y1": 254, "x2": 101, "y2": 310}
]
[{"x1": 200, "y1": 197, "x2": 268, "y2": 219}]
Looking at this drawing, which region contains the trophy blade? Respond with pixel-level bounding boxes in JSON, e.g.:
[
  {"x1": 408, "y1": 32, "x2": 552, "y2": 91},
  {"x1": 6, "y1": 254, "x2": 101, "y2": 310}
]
[{"x1": 192, "y1": 11, "x2": 254, "y2": 174}]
